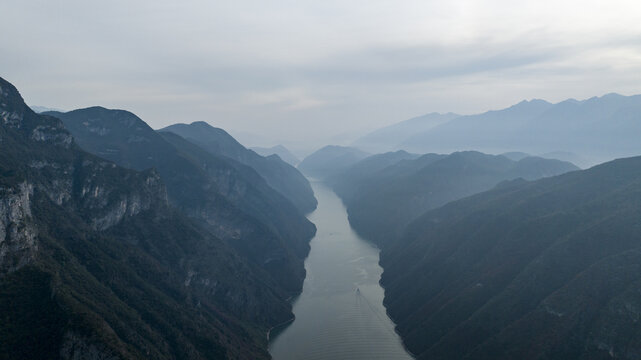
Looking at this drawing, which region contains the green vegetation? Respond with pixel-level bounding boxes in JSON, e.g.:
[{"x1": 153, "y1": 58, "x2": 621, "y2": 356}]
[
  {"x1": 161, "y1": 122, "x2": 317, "y2": 213},
  {"x1": 0, "y1": 76, "x2": 300, "y2": 359},
  {"x1": 381, "y1": 156, "x2": 641, "y2": 359},
  {"x1": 332, "y1": 151, "x2": 578, "y2": 247},
  {"x1": 47, "y1": 107, "x2": 315, "y2": 294}
]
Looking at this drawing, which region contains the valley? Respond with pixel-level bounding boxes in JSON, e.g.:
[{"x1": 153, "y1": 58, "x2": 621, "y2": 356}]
[
  {"x1": 3, "y1": 73, "x2": 641, "y2": 360},
  {"x1": 269, "y1": 182, "x2": 412, "y2": 360}
]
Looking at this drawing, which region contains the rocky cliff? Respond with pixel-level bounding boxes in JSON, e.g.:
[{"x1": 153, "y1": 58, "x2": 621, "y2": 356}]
[
  {"x1": 48, "y1": 106, "x2": 315, "y2": 294},
  {"x1": 0, "y1": 76, "x2": 298, "y2": 359}
]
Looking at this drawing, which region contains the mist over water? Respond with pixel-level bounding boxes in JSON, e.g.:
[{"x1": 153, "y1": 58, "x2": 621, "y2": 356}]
[{"x1": 269, "y1": 182, "x2": 412, "y2": 360}]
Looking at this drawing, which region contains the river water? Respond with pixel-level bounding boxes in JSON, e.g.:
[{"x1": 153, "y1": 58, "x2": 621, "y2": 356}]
[{"x1": 269, "y1": 182, "x2": 413, "y2": 360}]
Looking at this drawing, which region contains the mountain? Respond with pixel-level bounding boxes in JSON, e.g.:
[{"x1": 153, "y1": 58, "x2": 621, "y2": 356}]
[
  {"x1": 401, "y1": 99, "x2": 553, "y2": 153},
  {"x1": 160, "y1": 122, "x2": 317, "y2": 214},
  {"x1": 399, "y1": 94, "x2": 641, "y2": 165},
  {"x1": 500, "y1": 151, "x2": 531, "y2": 161},
  {"x1": 380, "y1": 155, "x2": 641, "y2": 359},
  {"x1": 334, "y1": 151, "x2": 578, "y2": 247},
  {"x1": 29, "y1": 105, "x2": 64, "y2": 113},
  {"x1": 539, "y1": 151, "x2": 591, "y2": 169},
  {"x1": 0, "y1": 77, "x2": 294, "y2": 359},
  {"x1": 328, "y1": 150, "x2": 420, "y2": 204},
  {"x1": 353, "y1": 112, "x2": 459, "y2": 153},
  {"x1": 46, "y1": 106, "x2": 315, "y2": 294},
  {"x1": 251, "y1": 145, "x2": 300, "y2": 166},
  {"x1": 298, "y1": 145, "x2": 370, "y2": 180}
]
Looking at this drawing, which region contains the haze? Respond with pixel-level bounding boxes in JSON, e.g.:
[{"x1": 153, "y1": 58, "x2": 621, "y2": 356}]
[{"x1": 2, "y1": 0, "x2": 641, "y2": 153}]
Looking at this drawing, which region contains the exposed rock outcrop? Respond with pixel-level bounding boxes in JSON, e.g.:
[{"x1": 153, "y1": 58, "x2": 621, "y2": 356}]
[{"x1": 0, "y1": 182, "x2": 37, "y2": 274}]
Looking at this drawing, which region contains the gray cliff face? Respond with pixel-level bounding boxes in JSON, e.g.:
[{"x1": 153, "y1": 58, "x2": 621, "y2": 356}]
[
  {"x1": 31, "y1": 124, "x2": 73, "y2": 147},
  {"x1": 1, "y1": 91, "x2": 72, "y2": 149},
  {"x1": 0, "y1": 182, "x2": 37, "y2": 274},
  {"x1": 75, "y1": 164, "x2": 167, "y2": 231},
  {"x1": 26, "y1": 158, "x2": 166, "y2": 231},
  {"x1": 0, "y1": 80, "x2": 169, "y2": 275},
  {"x1": 0, "y1": 109, "x2": 23, "y2": 129},
  {"x1": 1, "y1": 77, "x2": 296, "y2": 359}
]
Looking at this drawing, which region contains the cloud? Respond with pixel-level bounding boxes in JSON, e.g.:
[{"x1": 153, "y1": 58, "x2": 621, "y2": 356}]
[
  {"x1": 2, "y1": 0, "x2": 641, "y2": 151},
  {"x1": 244, "y1": 88, "x2": 326, "y2": 111}
]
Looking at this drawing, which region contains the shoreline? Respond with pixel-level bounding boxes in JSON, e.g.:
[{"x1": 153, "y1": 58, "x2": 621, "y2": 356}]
[{"x1": 266, "y1": 316, "x2": 295, "y2": 343}]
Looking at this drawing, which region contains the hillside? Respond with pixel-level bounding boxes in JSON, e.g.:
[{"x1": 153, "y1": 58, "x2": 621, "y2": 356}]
[
  {"x1": 333, "y1": 151, "x2": 578, "y2": 247},
  {"x1": 381, "y1": 155, "x2": 641, "y2": 359},
  {"x1": 161, "y1": 122, "x2": 317, "y2": 213},
  {"x1": 328, "y1": 150, "x2": 420, "y2": 203},
  {"x1": 46, "y1": 107, "x2": 315, "y2": 293},
  {"x1": 0, "y1": 77, "x2": 293, "y2": 359}
]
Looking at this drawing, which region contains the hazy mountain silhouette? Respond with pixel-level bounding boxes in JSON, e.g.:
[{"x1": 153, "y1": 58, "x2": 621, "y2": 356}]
[
  {"x1": 161, "y1": 122, "x2": 317, "y2": 213},
  {"x1": 353, "y1": 112, "x2": 459, "y2": 153},
  {"x1": 329, "y1": 150, "x2": 420, "y2": 203},
  {"x1": 298, "y1": 145, "x2": 370, "y2": 180},
  {"x1": 29, "y1": 105, "x2": 64, "y2": 113},
  {"x1": 252, "y1": 144, "x2": 300, "y2": 166},
  {"x1": 500, "y1": 151, "x2": 531, "y2": 161},
  {"x1": 398, "y1": 94, "x2": 641, "y2": 165},
  {"x1": 332, "y1": 151, "x2": 578, "y2": 247}
]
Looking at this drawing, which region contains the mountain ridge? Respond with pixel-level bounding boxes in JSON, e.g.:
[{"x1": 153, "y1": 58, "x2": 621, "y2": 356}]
[
  {"x1": 0, "y1": 76, "x2": 298, "y2": 359},
  {"x1": 380, "y1": 155, "x2": 641, "y2": 359},
  {"x1": 330, "y1": 151, "x2": 579, "y2": 247},
  {"x1": 298, "y1": 145, "x2": 370, "y2": 180},
  {"x1": 46, "y1": 106, "x2": 315, "y2": 294},
  {"x1": 161, "y1": 121, "x2": 317, "y2": 214}
]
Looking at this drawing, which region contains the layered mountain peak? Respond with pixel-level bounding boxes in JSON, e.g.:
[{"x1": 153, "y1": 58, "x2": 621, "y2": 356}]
[
  {"x1": 64, "y1": 106, "x2": 150, "y2": 130},
  {"x1": 331, "y1": 150, "x2": 578, "y2": 247},
  {"x1": 163, "y1": 121, "x2": 242, "y2": 153},
  {"x1": 162, "y1": 121, "x2": 317, "y2": 213},
  {"x1": 0, "y1": 77, "x2": 168, "y2": 237},
  {"x1": 45, "y1": 106, "x2": 157, "y2": 145},
  {"x1": 49, "y1": 105, "x2": 316, "y2": 294},
  {"x1": 298, "y1": 145, "x2": 370, "y2": 180},
  {"x1": 0, "y1": 76, "x2": 305, "y2": 359},
  {"x1": 0, "y1": 78, "x2": 72, "y2": 148},
  {"x1": 0, "y1": 77, "x2": 26, "y2": 119}
]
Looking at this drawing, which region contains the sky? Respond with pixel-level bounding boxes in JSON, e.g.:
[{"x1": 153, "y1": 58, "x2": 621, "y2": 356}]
[{"x1": 2, "y1": 0, "x2": 641, "y2": 154}]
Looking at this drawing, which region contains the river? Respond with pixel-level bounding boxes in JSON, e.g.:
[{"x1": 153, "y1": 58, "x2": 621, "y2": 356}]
[{"x1": 269, "y1": 182, "x2": 413, "y2": 360}]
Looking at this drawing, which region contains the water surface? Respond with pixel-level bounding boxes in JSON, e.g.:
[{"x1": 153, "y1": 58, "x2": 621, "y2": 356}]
[{"x1": 269, "y1": 182, "x2": 412, "y2": 360}]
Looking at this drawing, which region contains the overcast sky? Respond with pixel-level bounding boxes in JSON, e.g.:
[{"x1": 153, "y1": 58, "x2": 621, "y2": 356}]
[{"x1": 2, "y1": 0, "x2": 641, "y2": 152}]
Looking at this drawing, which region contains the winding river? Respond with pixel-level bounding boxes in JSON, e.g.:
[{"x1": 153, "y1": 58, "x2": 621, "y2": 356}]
[{"x1": 269, "y1": 182, "x2": 413, "y2": 360}]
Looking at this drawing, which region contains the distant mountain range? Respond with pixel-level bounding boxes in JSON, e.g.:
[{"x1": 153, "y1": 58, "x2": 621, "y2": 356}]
[
  {"x1": 251, "y1": 145, "x2": 300, "y2": 166},
  {"x1": 298, "y1": 145, "x2": 370, "y2": 180},
  {"x1": 353, "y1": 112, "x2": 459, "y2": 153},
  {"x1": 354, "y1": 93, "x2": 641, "y2": 167},
  {"x1": 331, "y1": 151, "x2": 579, "y2": 247}
]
